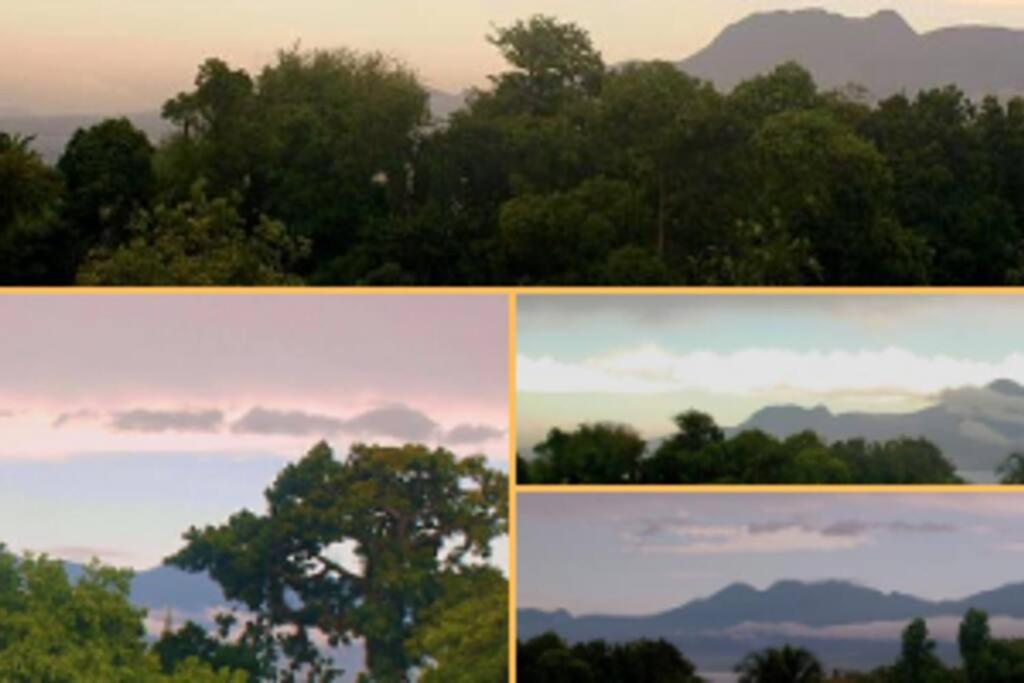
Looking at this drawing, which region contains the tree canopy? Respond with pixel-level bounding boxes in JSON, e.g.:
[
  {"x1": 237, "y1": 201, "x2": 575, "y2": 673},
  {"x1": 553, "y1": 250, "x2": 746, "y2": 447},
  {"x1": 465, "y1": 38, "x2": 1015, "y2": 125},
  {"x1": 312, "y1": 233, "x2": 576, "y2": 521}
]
[
  {"x1": 167, "y1": 442, "x2": 508, "y2": 683},
  {"x1": 6, "y1": 16, "x2": 1024, "y2": 283},
  {"x1": 520, "y1": 410, "x2": 965, "y2": 485}
]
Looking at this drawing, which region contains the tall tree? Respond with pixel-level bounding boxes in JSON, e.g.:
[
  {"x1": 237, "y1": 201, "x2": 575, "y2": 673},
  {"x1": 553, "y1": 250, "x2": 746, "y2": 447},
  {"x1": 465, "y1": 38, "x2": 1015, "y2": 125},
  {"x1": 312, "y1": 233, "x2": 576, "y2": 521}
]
[
  {"x1": 168, "y1": 442, "x2": 508, "y2": 682},
  {"x1": 58, "y1": 118, "x2": 155, "y2": 265},
  {"x1": 0, "y1": 132, "x2": 64, "y2": 283}
]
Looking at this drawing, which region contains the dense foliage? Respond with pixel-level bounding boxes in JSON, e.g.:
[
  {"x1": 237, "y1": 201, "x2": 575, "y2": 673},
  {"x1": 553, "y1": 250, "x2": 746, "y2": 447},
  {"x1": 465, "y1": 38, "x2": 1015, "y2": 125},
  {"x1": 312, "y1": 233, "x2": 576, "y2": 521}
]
[
  {"x1": 517, "y1": 632, "x2": 703, "y2": 683},
  {"x1": 520, "y1": 610, "x2": 1024, "y2": 682},
  {"x1": 518, "y1": 410, "x2": 964, "y2": 484},
  {"x1": 0, "y1": 546, "x2": 245, "y2": 682},
  {"x1": 0, "y1": 441, "x2": 508, "y2": 683},
  {"x1": 168, "y1": 441, "x2": 508, "y2": 682},
  {"x1": 5, "y1": 16, "x2": 1024, "y2": 283}
]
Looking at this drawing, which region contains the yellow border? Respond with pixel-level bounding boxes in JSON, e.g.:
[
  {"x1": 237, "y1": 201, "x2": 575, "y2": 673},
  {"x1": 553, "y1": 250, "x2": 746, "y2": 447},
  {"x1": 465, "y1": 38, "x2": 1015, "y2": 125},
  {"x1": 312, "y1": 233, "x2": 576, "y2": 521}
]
[
  {"x1": 6, "y1": 285, "x2": 1024, "y2": 295},
  {"x1": 517, "y1": 485, "x2": 1024, "y2": 494},
  {"x1": 507, "y1": 293, "x2": 518, "y2": 681}
]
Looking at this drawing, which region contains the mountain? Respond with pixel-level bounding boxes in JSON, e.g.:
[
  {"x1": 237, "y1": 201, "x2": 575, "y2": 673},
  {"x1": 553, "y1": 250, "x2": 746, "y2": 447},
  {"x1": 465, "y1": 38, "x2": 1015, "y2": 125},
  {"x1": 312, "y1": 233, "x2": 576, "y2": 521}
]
[
  {"x1": 679, "y1": 8, "x2": 1024, "y2": 100},
  {"x1": 519, "y1": 580, "x2": 1024, "y2": 671},
  {"x1": 63, "y1": 560, "x2": 229, "y2": 619},
  {"x1": 732, "y1": 379, "x2": 1024, "y2": 480}
]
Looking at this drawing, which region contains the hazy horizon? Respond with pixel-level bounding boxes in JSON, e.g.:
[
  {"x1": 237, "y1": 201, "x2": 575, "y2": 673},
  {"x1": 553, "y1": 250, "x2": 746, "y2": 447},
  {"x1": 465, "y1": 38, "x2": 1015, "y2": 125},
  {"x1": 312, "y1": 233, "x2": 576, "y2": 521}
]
[
  {"x1": 517, "y1": 296, "x2": 1024, "y2": 449},
  {"x1": 5, "y1": 2, "x2": 1024, "y2": 116},
  {"x1": 518, "y1": 493, "x2": 1024, "y2": 615}
]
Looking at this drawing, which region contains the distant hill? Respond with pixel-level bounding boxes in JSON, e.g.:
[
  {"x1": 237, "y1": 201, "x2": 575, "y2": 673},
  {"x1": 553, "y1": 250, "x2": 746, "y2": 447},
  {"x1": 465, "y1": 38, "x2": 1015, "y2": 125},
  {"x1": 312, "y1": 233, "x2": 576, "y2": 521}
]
[
  {"x1": 63, "y1": 559, "x2": 367, "y2": 679},
  {"x1": 679, "y1": 8, "x2": 1024, "y2": 100},
  {"x1": 732, "y1": 379, "x2": 1024, "y2": 481},
  {"x1": 0, "y1": 111, "x2": 171, "y2": 164},
  {"x1": 1, "y1": 90, "x2": 465, "y2": 164},
  {"x1": 63, "y1": 560, "x2": 228, "y2": 620},
  {"x1": 520, "y1": 579, "x2": 1024, "y2": 670}
]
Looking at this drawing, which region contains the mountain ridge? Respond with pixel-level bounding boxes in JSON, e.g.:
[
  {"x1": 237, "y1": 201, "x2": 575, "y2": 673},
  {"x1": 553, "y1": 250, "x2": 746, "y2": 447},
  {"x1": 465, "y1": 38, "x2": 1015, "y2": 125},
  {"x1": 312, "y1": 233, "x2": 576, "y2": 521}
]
[
  {"x1": 519, "y1": 578, "x2": 1024, "y2": 669},
  {"x1": 679, "y1": 8, "x2": 1024, "y2": 99}
]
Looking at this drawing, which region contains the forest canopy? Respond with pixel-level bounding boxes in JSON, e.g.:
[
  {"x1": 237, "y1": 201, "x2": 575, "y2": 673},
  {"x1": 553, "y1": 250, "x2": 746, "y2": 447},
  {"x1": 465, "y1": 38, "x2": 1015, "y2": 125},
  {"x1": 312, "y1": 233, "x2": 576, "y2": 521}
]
[
  {"x1": 518, "y1": 609, "x2": 1024, "y2": 682},
  {"x1": 5, "y1": 16, "x2": 1024, "y2": 284},
  {"x1": 516, "y1": 410, "x2": 989, "y2": 485}
]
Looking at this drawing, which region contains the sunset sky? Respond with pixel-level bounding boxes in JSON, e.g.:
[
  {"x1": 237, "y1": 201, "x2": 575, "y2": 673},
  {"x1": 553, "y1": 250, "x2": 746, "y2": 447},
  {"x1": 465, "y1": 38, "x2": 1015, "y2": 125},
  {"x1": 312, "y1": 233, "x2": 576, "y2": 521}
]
[
  {"x1": 0, "y1": 294, "x2": 508, "y2": 569},
  {"x1": 517, "y1": 295, "x2": 1024, "y2": 448},
  {"x1": 4, "y1": 1, "x2": 1024, "y2": 114}
]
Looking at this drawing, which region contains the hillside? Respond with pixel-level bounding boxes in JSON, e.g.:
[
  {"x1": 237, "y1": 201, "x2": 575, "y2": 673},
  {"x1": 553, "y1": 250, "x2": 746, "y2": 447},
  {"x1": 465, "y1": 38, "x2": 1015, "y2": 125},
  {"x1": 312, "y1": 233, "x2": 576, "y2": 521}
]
[
  {"x1": 734, "y1": 379, "x2": 1024, "y2": 480},
  {"x1": 520, "y1": 579, "x2": 1024, "y2": 670},
  {"x1": 680, "y1": 8, "x2": 1024, "y2": 99}
]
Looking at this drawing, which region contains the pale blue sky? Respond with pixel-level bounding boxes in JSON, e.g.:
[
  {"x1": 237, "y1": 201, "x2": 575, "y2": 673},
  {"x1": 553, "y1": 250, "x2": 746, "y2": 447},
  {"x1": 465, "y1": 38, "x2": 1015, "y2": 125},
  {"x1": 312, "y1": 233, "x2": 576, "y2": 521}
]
[
  {"x1": 517, "y1": 296, "x2": 1024, "y2": 446},
  {"x1": 4, "y1": 1, "x2": 1024, "y2": 113},
  {"x1": 518, "y1": 493, "x2": 1024, "y2": 615}
]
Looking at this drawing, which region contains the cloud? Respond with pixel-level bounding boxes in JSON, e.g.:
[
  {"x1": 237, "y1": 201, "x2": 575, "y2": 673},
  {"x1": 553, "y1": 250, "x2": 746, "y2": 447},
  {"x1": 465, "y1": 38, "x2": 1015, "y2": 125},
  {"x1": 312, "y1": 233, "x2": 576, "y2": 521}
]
[
  {"x1": 230, "y1": 404, "x2": 443, "y2": 442},
  {"x1": 518, "y1": 346, "x2": 1024, "y2": 399},
  {"x1": 110, "y1": 409, "x2": 224, "y2": 433},
  {"x1": 626, "y1": 517, "x2": 958, "y2": 556},
  {"x1": 342, "y1": 405, "x2": 440, "y2": 441},
  {"x1": 231, "y1": 407, "x2": 344, "y2": 437},
  {"x1": 444, "y1": 423, "x2": 506, "y2": 444},
  {"x1": 53, "y1": 409, "x2": 99, "y2": 428},
  {"x1": 819, "y1": 520, "x2": 957, "y2": 537}
]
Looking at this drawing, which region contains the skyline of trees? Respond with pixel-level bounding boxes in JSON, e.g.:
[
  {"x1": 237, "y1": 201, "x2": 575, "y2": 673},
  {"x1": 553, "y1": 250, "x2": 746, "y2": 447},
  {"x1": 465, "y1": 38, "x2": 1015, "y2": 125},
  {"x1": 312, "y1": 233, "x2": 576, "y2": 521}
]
[
  {"x1": 519, "y1": 610, "x2": 1024, "y2": 682},
  {"x1": 518, "y1": 410, "x2": 971, "y2": 484},
  {"x1": 6, "y1": 16, "x2": 1024, "y2": 284}
]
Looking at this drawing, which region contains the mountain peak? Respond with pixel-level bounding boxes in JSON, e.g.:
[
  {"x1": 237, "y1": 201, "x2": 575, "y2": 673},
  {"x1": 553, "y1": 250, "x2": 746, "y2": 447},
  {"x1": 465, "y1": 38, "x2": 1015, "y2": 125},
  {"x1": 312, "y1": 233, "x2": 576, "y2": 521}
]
[
  {"x1": 867, "y1": 9, "x2": 915, "y2": 34},
  {"x1": 987, "y1": 379, "x2": 1024, "y2": 397}
]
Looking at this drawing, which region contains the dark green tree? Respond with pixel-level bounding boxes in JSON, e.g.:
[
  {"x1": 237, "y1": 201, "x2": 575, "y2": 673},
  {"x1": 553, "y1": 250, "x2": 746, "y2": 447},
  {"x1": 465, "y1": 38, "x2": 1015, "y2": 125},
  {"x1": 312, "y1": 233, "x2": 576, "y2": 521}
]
[
  {"x1": 531, "y1": 423, "x2": 647, "y2": 484},
  {"x1": 168, "y1": 442, "x2": 508, "y2": 682},
  {"x1": 735, "y1": 645, "x2": 824, "y2": 683},
  {"x1": 58, "y1": 118, "x2": 155, "y2": 268},
  {"x1": 0, "y1": 132, "x2": 64, "y2": 283}
]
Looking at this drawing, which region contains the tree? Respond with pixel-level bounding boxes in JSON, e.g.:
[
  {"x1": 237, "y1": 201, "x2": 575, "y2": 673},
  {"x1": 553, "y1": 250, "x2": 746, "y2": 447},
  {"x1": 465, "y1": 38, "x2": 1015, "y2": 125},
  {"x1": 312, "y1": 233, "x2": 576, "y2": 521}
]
[
  {"x1": 597, "y1": 61, "x2": 720, "y2": 259},
  {"x1": 160, "y1": 48, "x2": 428, "y2": 278},
  {"x1": 531, "y1": 423, "x2": 647, "y2": 484},
  {"x1": 735, "y1": 645, "x2": 824, "y2": 683},
  {"x1": 0, "y1": 132, "x2": 64, "y2": 283},
  {"x1": 753, "y1": 109, "x2": 927, "y2": 283},
  {"x1": 518, "y1": 633, "x2": 594, "y2": 683},
  {"x1": 167, "y1": 442, "x2": 508, "y2": 682},
  {"x1": 893, "y1": 618, "x2": 945, "y2": 683},
  {"x1": 0, "y1": 546, "x2": 244, "y2": 682},
  {"x1": 997, "y1": 453, "x2": 1024, "y2": 484},
  {"x1": 58, "y1": 118, "x2": 156, "y2": 263},
  {"x1": 959, "y1": 608, "x2": 994, "y2": 682},
  {"x1": 484, "y1": 15, "x2": 604, "y2": 117},
  {"x1": 76, "y1": 183, "x2": 309, "y2": 285},
  {"x1": 407, "y1": 568, "x2": 507, "y2": 683},
  {"x1": 154, "y1": 617, "x2": 267, "y2": 681},
  {"x1": 498, "y1": 177, "x2": 647, "y2": 283}
]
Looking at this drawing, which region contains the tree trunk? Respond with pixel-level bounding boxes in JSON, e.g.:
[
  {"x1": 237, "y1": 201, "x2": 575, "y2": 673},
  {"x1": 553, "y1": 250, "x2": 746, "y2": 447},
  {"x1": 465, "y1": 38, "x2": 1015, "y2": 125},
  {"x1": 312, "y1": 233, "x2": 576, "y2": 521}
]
[{"x1": 657, "y1": 171, "x2": 666, "y2": 259}]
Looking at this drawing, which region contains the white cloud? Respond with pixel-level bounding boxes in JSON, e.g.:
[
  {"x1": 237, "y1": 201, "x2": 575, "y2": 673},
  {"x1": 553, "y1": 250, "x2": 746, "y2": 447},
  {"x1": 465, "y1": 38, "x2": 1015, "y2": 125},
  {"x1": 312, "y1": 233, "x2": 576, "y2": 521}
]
[{"x1": 518, "y1": 345, "x2": 1024, "y2": 399}]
